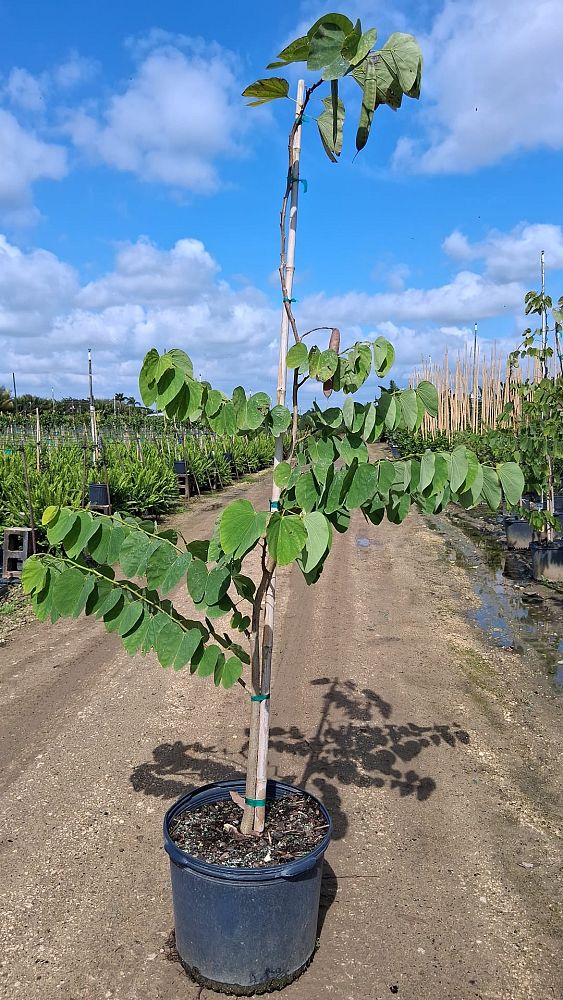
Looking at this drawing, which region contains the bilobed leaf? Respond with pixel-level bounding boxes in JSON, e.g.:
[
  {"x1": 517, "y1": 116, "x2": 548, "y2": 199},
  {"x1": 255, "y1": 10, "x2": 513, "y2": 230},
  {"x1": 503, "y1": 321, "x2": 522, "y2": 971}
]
[
  {"x1": 273, "y1": 462, "x2": 291, "y2": 489},
  {"x1": 295, "y1": 470, "x2": 319, "y2": 512},
  {"x1": 316, "y1": 349, "x2": 339, "y2": 381},
  {"x1": 497, "y1": 462, "x2": 525, "y2": 507},
  {"x1": 155, "y1": 619, "x2": 184, "y2": 668},
  {"x1": 21, "y1": 555, "x2": 47, "y2": 595},
  {"x1": 173, "y1": 629, "x2": 204, "y2": 671},
  {"x1": 41, "y1": 505, "x2": 59, "y2": 526},
  {"x1": 377, "y1": 392, "x2": 397, "y2": 430},
  {"x1": 139, "y1": 348, "x2": 159, "y2": 406},
  {"x1": 307, "y1": 18, "x2": 347, "y2": 71},
  {"x1": 147, "y1": 547, "x2": 191, "y2": 595},
  {"x1": 302, "y1": 511, "x2": 331, "y2": 572},
  {"x1": 266, "y1": 513, "x2": 307, "y2": 566},
  {"x1": 341, "y1": 19, "x2": 361, "y2": 61},
  {"x1": 156, "y1": 366, "x2": 185, "y2": 410},
  {"x1": 119, "y1": 531, "x2": 154, "y2": 577},
  {"x1": 194, "y1": 645, "x2": 223, "y2": 678},
  {"x1": 373, "y1": 337, "x2": 395, "y2": 376},
  {"x1": 52, "y1": 567, "x2": 93, "y2": 617},
  {"x1": 398, "y1": 388, "x2": 418, "y2": 431},
  {"x1": 419, "y1": 451, "x2": 435, "y2": 493},
  {"x1": 346, "y1": 462, "x2": 377, "y2": 509},
  {"x1": 267, "y1": 35, "x2": 309, "y2": 68},
  {"x1": 63, "y1": 510, "x2": 100, "y2": 559},
  {"x1": 242, "y1": 77, "x2": 289, "y2": 106},
  {"x1": 220, "y1": 499, "x2": 257, "y2": 554},
  {"x1": 117, "y1": 600, "x2": 145, "y2": 638},
  {"x1": 221, "y1": 655, "x2": 243, "y2": 689},
  {"x1": 377, "y1": 460, "x2": 395, "y2": 498},
  {"x1": 481, "y1": 467, "x2": 502, "y2": 510},
  {"x1": 246, "y1": 392, "x2": 271, "y2": 430},
  {"x1": 416, "y1": 380, "x2": 439, "y2": 418},
  {"x1": 381, "y1": 32, "x2": 422, "y2": 92},
  {"x1": 187, "y1": 559, "x2": 208, "y2": 605},
  {"x1": 286, "y1": 343, "x2": 308, "y2": 369},
  {"x1": 204, "y1": 566, "x2": 231, "y2": 606},
  {"x1": 349, "y1": 27, "x2": 377, "y2": 66},
  {"x1": 450, "y1": 446, "x2": 469, "y2": 493},
  {"x1": 270, "y1": 405, "x2": 291, "y2": 436},
  {"x1": 47, "y1": 508, "x2": 78, "y2": 546}
]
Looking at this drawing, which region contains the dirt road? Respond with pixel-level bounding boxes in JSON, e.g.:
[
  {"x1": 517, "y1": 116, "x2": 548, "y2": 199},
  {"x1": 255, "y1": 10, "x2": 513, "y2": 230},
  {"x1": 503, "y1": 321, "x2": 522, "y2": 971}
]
[{"x1": 0, "y1": 474, "x2": 561, "y2": 1000}]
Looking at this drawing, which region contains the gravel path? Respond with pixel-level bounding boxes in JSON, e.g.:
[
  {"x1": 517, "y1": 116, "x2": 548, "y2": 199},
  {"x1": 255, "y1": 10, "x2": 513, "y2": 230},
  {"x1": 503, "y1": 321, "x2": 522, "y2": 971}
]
[{"x1": 0, "y1": 472, "x2": 561, "y2": 1000}]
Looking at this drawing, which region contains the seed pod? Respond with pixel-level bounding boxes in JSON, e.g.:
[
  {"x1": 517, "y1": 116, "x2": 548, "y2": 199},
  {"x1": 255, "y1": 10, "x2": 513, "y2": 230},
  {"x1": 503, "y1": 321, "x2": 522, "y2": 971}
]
[{"x1": 323, "y1": 328, "x2": 340, "y2": 397}]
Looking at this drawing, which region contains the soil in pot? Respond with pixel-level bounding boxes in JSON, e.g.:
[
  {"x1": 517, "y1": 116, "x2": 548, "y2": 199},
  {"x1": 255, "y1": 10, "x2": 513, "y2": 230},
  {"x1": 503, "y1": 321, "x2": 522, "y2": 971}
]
[{"x1": 168, "y1": 792, "x2": 327, "y2": 867}]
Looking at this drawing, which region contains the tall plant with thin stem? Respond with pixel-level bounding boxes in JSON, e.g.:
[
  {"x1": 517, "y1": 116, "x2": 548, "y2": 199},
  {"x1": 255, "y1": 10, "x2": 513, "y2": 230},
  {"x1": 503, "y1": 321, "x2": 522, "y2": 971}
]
[{"x1": 22, "y1": 12, "x2": 524, "y2": 839}]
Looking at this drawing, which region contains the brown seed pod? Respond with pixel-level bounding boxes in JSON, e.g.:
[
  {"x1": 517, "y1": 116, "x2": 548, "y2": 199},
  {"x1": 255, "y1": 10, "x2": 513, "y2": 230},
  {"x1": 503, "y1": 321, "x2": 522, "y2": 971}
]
[{"x1": 323, "y1": 328, "x2": 340, "y2": 397}]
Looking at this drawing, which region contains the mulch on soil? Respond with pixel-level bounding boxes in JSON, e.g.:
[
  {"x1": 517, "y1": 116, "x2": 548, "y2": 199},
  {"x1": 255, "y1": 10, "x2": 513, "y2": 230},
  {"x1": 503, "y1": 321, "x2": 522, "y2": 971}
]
[{"x1": 168, "y1": 793, "x2": 328, "y2": 867}]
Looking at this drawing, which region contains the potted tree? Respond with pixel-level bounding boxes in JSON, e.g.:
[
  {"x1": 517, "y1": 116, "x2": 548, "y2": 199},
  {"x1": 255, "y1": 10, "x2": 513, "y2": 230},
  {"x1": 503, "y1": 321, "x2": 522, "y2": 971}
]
[
  {"x1": 504, "y1": 290, "x2": 563, "y2": 580},
  {"x1": 21, "y1": 12, "x2": 525, "y2": 995}
]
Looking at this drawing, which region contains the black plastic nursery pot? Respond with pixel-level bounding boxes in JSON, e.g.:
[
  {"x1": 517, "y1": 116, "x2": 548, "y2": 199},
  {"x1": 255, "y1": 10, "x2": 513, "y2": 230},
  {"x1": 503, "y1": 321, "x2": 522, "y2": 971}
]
[
  {"x1": 163, "y1": 779, "x2": 332, "y2": 995},
  {"x1": 88, "y1": 482, "x2": 110, "y2": 506},
  {"x1": 173, "y1": 460, "x2": 187, "y2": 475},
  {"x1": 504, "y1": 516, "x2": 533, "y2": 551},
  {"x1": 531, "y1": 543, "x2": 563, "y2": 583}
]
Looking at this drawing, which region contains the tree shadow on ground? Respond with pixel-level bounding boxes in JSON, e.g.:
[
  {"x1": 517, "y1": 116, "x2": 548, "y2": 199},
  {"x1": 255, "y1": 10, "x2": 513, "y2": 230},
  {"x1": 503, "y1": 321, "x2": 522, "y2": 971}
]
[{"x1": 130, "y1": 677, "x2": 470, "y2": 841}]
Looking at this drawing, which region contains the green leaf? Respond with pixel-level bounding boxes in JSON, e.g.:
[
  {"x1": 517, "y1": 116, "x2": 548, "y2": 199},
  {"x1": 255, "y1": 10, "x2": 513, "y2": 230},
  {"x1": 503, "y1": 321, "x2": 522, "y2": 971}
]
[
  {"x1": 117, "y1": 600, "x2": 145, "y2": 638},
  {"x1": 341, "y1": 19, "x2": 361, "y2": 60},
  {"x1": 302, "y1": 511, "x2": 330, "y2": 572},
  {"x1": 220, "y1": 499, "x2": 256, "y2": 554},
  {"x1": 139, "y1": 348, "x2": 159, "y2": 406},
  {"x1": 173, "y1": 629, "x2": 204, "y2": 671},
  {"x1": 377, "y1": 392, "x2": 397, "y2": 430},
  {"x1": 63, "y1": 510, "x2": 100, "y2": 559},
  {"x1": 316, "y1": 349, "x2": 339, "y2": 381},
  {"x1": 266, "y1": 513, "x2": 307, "y2": 566},
  {"x1": 497, "y1": 462, "x2": 525, "y2": 507},
  {"x1": 398, "y1": 388, "x2": 418, "y2": 431},
  {"x1": 317, "y1": 93, "x2": 345, "y2": 161},
  {"x1": 307, "y1": 18, "x2": 348, "y2": 71},
  {"x1": 286, "y1": 343, "x2": 308, "y2": 369},
  {"x1": 419, "y1": 451, "x2": 435, "y2": 493},
  {"x1": 450, "y1": 446, "x2": 469, "y2": 494},
  {"x1": 481, "y1": 467, "x2": 502, "y2": 510},
  {"x1": 204, "y1": 566, "x2": 231, "y2": 606},
  {"x1": 377, "y1": 460, "x2": 395, "y2": 498},
  {"x1": 233, "y1": 574, "x2": 256, "y2": 602},
  {"x1": 295, "y1": 471, "x2": 319, "y2": 512},
  {"x1": 187, "y1": 559, "x2": 208, "y2": 605},
  {"x1": 381, "y1": 32, "x2": 422, "y2": 92},
  {"x1": 155, "y1": 619, "x2": 184, "y2": 668},
  {"x1": 350, "y1": 27, "x2": 377, "y2": 66},
  {"x1": 41, "y1": 505, "x2": 59, "y2": 526},
  {"x1": 373, "y1": 337, "x2": 395, "y2": 376},
  {"x1": 267, "y1": 35, "x2": 309, "y2": 68},
  {"x1": 119, "y1": 531, "x2": 153, "y2": 576},
  {"x1": 205, "y1": 388, "x2": 223, "y2": 417},
  {"x1": 221, "y1": 655, "x2": 243, "y2": 689},
  {"x1": 21, "y1": 555, "x2": 47, "y2": 595},
  {"x1": 242, "y1": 77, "x2": 289, "y2": 106},
  {"x1": 416, "y1": 380, "x2": 439, "y2": 418},
  {"x1": 147, "y1": 545, "x2": 191, "y2": 594},
  {"x1": 273, "y1": 461, "x2": 291, "y2": 489},
  {"x1": 194, "y1": 645, "x2": 223, "y2": 678},
  {"x1": 346, "y1": 462, "x2": 377, "y2": 508},
  {"x1": 270, "y1": 404, "x2": 291, "y2": 436},
  {"x1": 47, "y1": 508, "x2": 78, "y2": 546},
  {"x1": 246, "y1": 392, "x2": 271, "y2": 430},
  {"x1": 156, "y1": 366, "x2": 185, "y2": 410}
]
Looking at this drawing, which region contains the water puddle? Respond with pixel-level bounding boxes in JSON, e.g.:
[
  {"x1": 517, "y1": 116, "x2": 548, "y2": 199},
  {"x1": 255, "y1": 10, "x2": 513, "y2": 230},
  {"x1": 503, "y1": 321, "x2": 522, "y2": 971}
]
[{"x1": 427, "y1": 509, "x2": 563, "y2": 691}]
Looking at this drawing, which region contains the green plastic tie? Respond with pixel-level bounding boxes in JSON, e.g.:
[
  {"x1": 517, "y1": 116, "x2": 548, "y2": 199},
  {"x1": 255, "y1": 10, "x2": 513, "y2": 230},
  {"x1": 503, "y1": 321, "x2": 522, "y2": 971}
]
[
  {"x1": 250, "y1": 693, "x2": 270, "y2": 702},
  {"x1": 282, "y1": 296, "x2": 297, "y2": 304},
  {"x1": 245, "y1": 797, "x2": 267, "y2": 807},
  {"x1": 270, "y1": 499, "x2": 280, "y2": 511}
]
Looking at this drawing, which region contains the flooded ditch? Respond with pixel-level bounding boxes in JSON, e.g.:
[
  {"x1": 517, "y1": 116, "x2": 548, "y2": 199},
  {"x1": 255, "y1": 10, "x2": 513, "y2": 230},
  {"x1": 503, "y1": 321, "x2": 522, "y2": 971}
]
[{"x1": 426, "y1": 506, "x2": 563, "y2": 691}]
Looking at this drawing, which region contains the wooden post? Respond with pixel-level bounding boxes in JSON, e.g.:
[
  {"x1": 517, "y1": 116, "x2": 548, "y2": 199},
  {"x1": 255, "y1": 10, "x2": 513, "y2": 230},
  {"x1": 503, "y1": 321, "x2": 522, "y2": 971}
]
[{"x1": 35, "y1": 408, "x2": 41, "y2": 472}]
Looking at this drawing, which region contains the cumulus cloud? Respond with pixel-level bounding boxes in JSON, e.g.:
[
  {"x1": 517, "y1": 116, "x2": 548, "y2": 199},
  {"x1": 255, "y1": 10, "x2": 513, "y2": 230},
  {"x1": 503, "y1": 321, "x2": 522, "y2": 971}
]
[
  {"x1": 65, "y1": 40, "x2": 248, "y2": 192},
  {"x1": 1, "y1": 220, "x2": 557, "y2": 399},
  {"x1": 393, "y1": 0, "x2": 563, "y2": 173},
  {"x1": 442, "y1": 223, "x2": 563, "y2": 282},
  {"x1": 3, "y1": 68, "x2": 44, "y2": 111},
  {"x1": 53, "y1": 53, "x2": 99, "y2": 90},
  {"x1": 0, "y1": 111, "x2": 67, "y2": 225}
]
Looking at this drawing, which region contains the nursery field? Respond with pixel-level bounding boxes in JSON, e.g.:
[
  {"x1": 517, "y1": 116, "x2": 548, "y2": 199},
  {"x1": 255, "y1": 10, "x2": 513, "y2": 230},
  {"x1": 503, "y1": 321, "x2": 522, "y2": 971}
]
[{"x1": 0, "y1": 465, "x2": 561, "y2": 1000}]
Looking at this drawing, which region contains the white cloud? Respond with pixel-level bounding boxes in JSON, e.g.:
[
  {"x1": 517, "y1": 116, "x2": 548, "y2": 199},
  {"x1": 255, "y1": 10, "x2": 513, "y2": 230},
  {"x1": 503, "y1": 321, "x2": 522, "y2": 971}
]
[
  {"x1": 0, "y1": 235, "x2": 78, "y2": 336},
  {"x1": 65, "y1": 41, "x2": 248, "y2": 192},
  {"x1": 0, "y1": 111, "x2": 67, "y2": 226},
  {"x1": 443, "y1": 223, "x2": 563, "y2": 282},
  {"x1": 53, "y1": 53, "x2": 99, "y2": 90},
  {"x1": 4, "y1": 68, "x2": 44, "y2": 111},
  {"x1": 394, "y1": 0, "x2": 563, "y2": 173}
]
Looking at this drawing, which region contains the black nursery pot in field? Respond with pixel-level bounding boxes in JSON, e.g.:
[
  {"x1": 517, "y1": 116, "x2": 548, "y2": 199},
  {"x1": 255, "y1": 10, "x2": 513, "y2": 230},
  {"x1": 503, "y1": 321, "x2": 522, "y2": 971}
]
[
  {"x1": 163, "y1": 779, "x2": 332, "y2": 995},
  {"x1": 88, "y1": 483, "x2": 110, "y2": 506},
  {"x1": 173, "y1": 460, "x2": 187, "y2": 475},
  {"x1": 531, "y1": 542, "x2": 563, "y2": 582}
]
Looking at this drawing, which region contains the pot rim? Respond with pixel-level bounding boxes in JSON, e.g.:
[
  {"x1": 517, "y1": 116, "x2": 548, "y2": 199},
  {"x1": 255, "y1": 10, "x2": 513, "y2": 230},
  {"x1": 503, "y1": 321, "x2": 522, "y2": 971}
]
[{"x1": 163, "y1": 778, "x2": 332, "y2": 882}]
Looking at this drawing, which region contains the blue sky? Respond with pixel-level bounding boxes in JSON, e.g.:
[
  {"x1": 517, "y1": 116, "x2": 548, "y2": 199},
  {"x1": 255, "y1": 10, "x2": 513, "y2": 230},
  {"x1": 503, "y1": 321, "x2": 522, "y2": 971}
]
[{"x1": 0, "y1": 0, "x2": 562, "y2": 402}]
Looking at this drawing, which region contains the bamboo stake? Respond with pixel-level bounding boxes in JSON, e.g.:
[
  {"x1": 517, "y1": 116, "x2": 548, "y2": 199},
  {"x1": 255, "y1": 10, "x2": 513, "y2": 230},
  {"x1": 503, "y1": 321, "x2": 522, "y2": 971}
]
[
  {"x1": 249, "y1": 80, "x2": 305, "y2": 836},
  {"x1": 35, "y1": 408, "x2": 41, "y2": 472}
]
